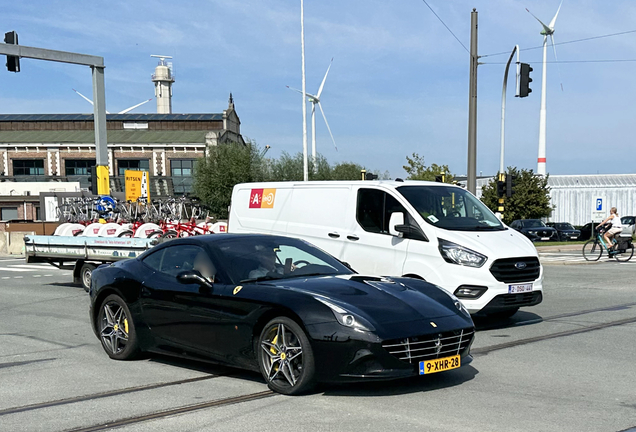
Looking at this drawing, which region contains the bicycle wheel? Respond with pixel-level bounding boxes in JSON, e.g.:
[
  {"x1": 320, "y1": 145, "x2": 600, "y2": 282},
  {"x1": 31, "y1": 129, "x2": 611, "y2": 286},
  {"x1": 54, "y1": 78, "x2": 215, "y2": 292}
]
[
  {"x1": 582, "y1": 240, "x2": 602, "y2": 261},
  {"x1": 614, "y1": 245, "x2": 634, "y2": 262}
]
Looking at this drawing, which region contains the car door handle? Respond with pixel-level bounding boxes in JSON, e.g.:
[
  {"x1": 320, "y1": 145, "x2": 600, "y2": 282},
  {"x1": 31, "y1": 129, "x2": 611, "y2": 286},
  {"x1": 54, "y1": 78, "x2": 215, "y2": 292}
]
[
  {"x1": 328, "y1": 232, "x2": 340, "y2": 238},
  {"x1": 347, "y1": 235, "x2": 359, "y2": 241}
]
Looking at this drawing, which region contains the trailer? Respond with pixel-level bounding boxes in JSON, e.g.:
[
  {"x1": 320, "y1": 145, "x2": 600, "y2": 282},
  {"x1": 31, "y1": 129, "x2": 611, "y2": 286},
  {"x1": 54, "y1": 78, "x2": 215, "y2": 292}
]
[{"x1": 24, "y1": 235, "x2": 159, "y2": 291}]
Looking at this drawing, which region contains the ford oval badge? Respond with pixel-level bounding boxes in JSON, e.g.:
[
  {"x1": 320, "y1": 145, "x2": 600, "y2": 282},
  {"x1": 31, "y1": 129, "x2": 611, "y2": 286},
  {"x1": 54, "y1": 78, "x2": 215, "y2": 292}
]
[{"x1": 515, "y1": 262, "x2": 527, "y2": 270}]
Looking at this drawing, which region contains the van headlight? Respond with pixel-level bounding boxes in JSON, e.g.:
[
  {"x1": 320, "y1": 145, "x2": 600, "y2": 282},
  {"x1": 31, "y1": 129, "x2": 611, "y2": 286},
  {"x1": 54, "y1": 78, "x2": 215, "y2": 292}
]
[
  {"x1": 314, "y1": 297, "x2": 375, "y2": 332},
  {"x1": 438, "y1": 239, "x2": 487, "y2": 268}
]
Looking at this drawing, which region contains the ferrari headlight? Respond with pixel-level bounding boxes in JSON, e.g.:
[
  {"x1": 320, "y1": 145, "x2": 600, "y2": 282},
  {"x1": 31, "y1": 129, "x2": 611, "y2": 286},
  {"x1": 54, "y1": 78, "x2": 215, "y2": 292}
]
[
  {"x1": 438, "y1": 239, "x2": 487, "y2": 268},
  {"x1": 314, "y1": 297, "x2": 375, "y2": 332}
]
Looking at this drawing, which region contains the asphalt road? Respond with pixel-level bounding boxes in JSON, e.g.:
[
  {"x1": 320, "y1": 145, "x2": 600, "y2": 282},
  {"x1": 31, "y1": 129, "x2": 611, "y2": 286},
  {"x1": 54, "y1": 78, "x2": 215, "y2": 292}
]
[{"x1": 0, "y1": 256, "x2": 635, "y2": 432}]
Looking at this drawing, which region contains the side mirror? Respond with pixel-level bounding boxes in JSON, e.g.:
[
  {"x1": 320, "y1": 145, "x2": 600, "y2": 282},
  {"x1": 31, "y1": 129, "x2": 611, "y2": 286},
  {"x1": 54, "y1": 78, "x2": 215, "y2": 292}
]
[
  {"x1": 395, "y1": 223, "x2": 428, "y2": 242},
  {"x1": 177, "y1": 270, "x2": 213, "y2": 289},
  {"x1": 388, "y1": 212, "x2": 405, "y2": 237}
]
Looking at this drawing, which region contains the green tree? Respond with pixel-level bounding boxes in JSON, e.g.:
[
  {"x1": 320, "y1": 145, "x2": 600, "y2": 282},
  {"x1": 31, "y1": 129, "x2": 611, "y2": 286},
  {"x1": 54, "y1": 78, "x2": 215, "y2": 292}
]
[
  {"x1": 480, "y1": 167, "x2": 553, "y2": 222},
  {"x1": 332, "y1": 162, "x2": 364, "y2": 180},
  {"x1": 403, "y1": 153, "x2": 454, "y2": 183},
  {"x1": 193, "y1": 140, "x2": 266, "y2": 219}
]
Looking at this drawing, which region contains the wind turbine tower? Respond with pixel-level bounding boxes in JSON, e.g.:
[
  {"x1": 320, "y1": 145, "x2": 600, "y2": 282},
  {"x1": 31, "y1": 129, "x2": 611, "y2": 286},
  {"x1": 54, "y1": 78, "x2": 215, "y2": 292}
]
[
  {"x1": 527, "y1": 1, "x2": 562, "y2": 175},
  {"x1": 151, "y1": 55, "x2": 175, "y2": 114}
]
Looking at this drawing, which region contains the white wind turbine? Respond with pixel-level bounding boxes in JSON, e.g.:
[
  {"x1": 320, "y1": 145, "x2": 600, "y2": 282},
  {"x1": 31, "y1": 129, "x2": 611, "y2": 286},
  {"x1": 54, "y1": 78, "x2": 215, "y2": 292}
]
[
  {"x1": 287, "y1": 58, "x2": 338, "y2": 161},
  {"x1": 72, "y1": 89, "x2": 153, "y2": 114},
  {"x1": 526, "y1": 1, "x2": 563, "y2": 176}
]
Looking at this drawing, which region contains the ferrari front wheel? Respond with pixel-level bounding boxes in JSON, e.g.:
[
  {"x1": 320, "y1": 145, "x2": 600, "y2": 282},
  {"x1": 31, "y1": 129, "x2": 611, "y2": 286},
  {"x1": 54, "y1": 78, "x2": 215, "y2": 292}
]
[
  {"x1": 97, "y1": 294, "x2": 140, "y2": 360},
  {"x1": 258, "y1": 317, "x2": 316, "y2": 395}
]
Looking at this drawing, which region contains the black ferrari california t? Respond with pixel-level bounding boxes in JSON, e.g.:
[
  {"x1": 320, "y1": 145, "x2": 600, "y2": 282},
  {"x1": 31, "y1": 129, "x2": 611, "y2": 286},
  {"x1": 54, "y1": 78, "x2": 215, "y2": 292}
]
[{"x1": 89, "y1": 234, "x2": 475, "y2": 395}]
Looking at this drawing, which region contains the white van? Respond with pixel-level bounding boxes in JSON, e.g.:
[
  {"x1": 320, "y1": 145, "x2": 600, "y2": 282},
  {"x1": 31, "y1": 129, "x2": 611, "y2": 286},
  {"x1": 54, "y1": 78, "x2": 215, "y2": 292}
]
[{"x1": 228, "y1": 180, "x2": 543, "y2": 317}]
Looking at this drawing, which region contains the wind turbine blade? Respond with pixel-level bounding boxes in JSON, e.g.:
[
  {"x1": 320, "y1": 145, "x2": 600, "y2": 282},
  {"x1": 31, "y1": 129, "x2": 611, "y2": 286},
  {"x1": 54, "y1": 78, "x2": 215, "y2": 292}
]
[
  {"x1": 548, "y1": 0, "x2": 563, "y2": 29},
  {"x1": 73, "y1": 89, "x2": 94, "y2": 106},
  {"x1": 317, "y1": 102, "x2": 337, "y2": 151},
  {"x1": 316, "y1": 58, "x2": 333, "y2": 99},
  {"x1": 526, "y1": 8, "x2": 551, "y2": 34},
  {"x1": 550, "y1": 35, "x2": 564, "y2": 91},
  {"x1": 286, "y1": 85, "x2": 304, "y2": 95},
  {"x1": 118, "y1": 98, "x2": 153, "y2": 114}
]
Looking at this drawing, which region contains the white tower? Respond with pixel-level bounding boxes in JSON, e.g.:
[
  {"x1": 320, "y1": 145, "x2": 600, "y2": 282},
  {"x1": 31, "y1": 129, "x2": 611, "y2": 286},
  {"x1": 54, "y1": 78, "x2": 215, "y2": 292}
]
[{"x1": 150, "y1": 55, "x2": 175, "y2": 114}]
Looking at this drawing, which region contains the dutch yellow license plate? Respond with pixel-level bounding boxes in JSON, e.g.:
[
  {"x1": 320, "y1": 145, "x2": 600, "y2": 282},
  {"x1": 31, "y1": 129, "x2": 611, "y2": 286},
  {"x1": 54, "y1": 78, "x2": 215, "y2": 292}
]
[{"x1": 419, "y1": 355, "x2": 460, "y2": 375}]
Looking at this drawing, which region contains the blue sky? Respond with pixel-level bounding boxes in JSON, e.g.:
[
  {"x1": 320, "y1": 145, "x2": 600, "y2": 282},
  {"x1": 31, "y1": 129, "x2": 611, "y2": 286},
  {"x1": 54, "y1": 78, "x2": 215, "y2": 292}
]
[{"x1": 3, "y1": 0, "x2": 636, "y2": 178}]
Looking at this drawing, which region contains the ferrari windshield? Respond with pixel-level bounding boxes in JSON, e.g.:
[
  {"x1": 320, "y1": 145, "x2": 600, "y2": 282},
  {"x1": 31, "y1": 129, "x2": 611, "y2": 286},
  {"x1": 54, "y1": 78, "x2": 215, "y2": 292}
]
[
  {"x1": 397, "y1": 185, "x2": 504, "y2": 231},
  {"x1": 212, "y1": 236, "x2": 353, "y2": 284}
]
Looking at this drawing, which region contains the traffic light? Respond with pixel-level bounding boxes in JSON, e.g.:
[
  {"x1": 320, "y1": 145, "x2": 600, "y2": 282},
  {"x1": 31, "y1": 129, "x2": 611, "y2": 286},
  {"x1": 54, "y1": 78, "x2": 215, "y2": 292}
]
[
  {"x1": 365, "y1": 172, "x2": 378, "y2": 180},
  {"x1": 517, "y1": 62, "x2": 532, "y2": 98},
  {"x1": 435, "y1": 172, "x2": 446, "y2": 183},
  {"x1": 496, "y1": 180, "x2": 506, "y2": 198},
  {"x1": 88, "y1": 166, "x2": 98, "y2": 194},
  {"x1": 4, "y1": 31, "x2": 20, "y2": 73},
  {"x1": 506, "y1": 174, "x2": 517, "y2": 198}
]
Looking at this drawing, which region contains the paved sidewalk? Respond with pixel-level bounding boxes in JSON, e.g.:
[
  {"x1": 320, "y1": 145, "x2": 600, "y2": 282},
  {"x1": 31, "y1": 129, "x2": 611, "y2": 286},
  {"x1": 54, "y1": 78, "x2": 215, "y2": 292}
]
[{"x1": 535, "y1": 243, "x2": 584, "y2": 253}]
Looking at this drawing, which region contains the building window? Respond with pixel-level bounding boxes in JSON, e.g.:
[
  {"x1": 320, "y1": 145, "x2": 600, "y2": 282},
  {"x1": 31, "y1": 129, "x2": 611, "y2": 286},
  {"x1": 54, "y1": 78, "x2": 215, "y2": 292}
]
[
  {"x1": 13, "y1": 159, "x2": 45, "y2": 176},
  {"x1": 35, "y1": 206, "x2": 41, "y2": 221},
  {"x1": 118, "y1": 159, "x2": 149, "y2": 176},
  {"x1": 171, "y1": 159, "x2": 196, "y2": 195},
  {"x1": 1, "y1": 207, "x2": 18, "y2": 220},
  {"x1": 65, "y1": 159, "x2": 96, "y2": 176}
]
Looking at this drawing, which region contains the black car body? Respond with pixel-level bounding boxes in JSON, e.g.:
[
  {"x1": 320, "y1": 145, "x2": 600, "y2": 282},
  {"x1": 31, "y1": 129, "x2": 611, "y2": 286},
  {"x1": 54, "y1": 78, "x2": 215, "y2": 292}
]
[
  {"x1": 89, "y1": 234, "x2": 474, "y2": 394},
  {"x1": 546, "y1": 222, "x2": 581, "y2": 241},
  {"x1": 509, "y1": 219, "x2": 558, "y2": 242}
]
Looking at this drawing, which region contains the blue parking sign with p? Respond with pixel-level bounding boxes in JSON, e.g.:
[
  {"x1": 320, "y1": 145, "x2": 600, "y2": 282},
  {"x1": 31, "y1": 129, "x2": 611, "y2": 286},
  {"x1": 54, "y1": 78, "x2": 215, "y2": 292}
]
[{"x1": 596, "y1": 199, "x2": 603, "y2": 211}]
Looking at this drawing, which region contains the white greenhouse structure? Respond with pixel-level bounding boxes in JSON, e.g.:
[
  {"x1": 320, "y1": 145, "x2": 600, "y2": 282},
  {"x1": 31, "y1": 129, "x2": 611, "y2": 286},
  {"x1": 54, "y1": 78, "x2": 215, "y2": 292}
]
[{"x1": 476, "y1": 174, "x2": 636, "y2": 226}]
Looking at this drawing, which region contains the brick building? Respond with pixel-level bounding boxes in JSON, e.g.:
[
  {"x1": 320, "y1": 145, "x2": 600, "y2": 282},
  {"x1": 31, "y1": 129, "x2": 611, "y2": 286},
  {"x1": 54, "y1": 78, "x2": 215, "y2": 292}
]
[{"x1": 0, "y1": 95, "x2": 243, "y2": 198}]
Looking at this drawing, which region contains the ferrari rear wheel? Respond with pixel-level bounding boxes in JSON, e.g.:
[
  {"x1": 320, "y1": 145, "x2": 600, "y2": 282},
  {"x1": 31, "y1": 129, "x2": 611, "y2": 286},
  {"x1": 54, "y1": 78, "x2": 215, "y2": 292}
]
[
  {"x1": 97, "y1": 294, "x2": 140, "y2": 360},
  {"x1": 258, "y1": 317, "x2": 315, "y2": 395}
]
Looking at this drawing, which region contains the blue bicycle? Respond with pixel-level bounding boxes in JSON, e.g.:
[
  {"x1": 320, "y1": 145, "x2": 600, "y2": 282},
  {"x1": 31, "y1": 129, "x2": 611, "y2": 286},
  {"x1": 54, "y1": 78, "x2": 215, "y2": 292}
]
[{"x1": 582, "y1": 225, "x2": 634, "y2": 262}]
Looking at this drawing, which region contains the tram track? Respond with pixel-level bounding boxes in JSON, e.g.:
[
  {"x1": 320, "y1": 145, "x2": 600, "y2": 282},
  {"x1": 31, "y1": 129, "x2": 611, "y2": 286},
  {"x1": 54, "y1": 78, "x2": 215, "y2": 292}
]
[
  {"x1": 63, "y1": 390, "x2": 275, "y2": 432},
  {"x1": 472, "y1": 315, "x2": 636, "y2": 356},
  {"x1": 0, "y1": 374, "x2": 220, "y2": 416}
]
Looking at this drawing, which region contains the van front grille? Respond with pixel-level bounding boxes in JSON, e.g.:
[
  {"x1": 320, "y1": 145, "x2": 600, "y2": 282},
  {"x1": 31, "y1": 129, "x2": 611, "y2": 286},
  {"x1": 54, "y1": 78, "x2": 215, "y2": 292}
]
[{"x1": 490, "y1": 257, "x2": 540, "y2": 283}]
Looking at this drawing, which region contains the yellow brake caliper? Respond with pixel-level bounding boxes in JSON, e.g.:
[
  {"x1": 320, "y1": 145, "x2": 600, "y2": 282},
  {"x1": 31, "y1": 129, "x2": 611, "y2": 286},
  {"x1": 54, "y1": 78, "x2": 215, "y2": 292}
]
[
  {"x1": 124, "y1": 318, "x2": 129, "y2": 334},
  {"x1": 271, "y1": 334, "x2": 279, "y2": 371}
]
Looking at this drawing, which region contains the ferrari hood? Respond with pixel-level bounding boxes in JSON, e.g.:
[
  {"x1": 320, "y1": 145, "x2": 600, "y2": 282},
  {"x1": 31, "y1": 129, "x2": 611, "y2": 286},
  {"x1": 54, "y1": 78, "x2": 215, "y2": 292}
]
[{"x1": 277, "y1": 274, "x2": 460, "y2": 324}]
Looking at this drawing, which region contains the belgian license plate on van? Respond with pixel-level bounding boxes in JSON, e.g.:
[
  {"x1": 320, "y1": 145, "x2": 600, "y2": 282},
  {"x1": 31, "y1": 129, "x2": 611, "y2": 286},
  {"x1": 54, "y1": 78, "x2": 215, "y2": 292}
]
[
  {"x1": 419, "y1": 355, "x2": 460, "y2": 375},
  {"x1": 509, "y1": 283, "x2": 533, "y2": 293}
]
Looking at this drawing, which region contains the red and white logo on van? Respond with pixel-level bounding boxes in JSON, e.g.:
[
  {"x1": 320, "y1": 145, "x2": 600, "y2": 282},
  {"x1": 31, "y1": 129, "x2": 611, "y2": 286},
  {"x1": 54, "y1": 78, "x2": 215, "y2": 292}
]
[{"x1": 249, "y1": 188, "x2": 276, "y2": 209}]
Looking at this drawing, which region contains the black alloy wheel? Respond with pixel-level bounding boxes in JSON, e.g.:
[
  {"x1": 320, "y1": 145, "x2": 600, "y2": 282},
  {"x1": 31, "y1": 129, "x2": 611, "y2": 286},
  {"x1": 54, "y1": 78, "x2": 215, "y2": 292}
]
[
  {"x1": 257, "y1": 317, "x2": 316, "y2": 395},
  {"x1": 582, "y1": 240, "x2": 602, "y2": 261},
  {"x1": 97, "y1": 294, "x2": 140, "y2": 360}
]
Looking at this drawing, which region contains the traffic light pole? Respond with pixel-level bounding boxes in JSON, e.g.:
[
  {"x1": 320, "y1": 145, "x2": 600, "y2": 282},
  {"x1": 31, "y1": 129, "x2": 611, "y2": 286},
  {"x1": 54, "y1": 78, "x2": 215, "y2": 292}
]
[
  {"x1": 466, "y1": 9, "x2": 478, "y2": 195},
  {"x1": 0, "y1": 41, "x2": 109, "y2": 195},
  {"x1": 500, "y1": 45, "x2": 519, "y2": 174}
]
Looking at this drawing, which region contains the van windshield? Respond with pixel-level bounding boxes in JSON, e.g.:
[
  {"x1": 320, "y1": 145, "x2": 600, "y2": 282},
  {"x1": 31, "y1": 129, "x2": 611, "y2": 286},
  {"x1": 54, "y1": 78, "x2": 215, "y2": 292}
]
[{"x1": 397, "y1": 185, "x2": 505, "y2": 231}]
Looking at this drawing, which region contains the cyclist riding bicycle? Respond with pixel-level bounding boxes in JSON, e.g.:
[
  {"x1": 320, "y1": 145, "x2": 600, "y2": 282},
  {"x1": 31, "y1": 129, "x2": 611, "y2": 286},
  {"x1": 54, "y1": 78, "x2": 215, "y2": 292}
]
[{"x1": 598, "y1": 207, "x2": 623, "y2": 250}]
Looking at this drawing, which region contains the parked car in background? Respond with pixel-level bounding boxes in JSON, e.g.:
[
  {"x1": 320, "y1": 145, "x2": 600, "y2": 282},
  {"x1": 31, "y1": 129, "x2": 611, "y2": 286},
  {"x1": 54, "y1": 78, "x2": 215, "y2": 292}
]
[
  {"x1": 621, "y1": 216, "x2": 635, "y2": 236},
  {"x1": 509, "y1": 219, "x2": 558, "y2": 242},
  {"x1": 546, "y1": 222, "x2": 581, "y2": 241}
]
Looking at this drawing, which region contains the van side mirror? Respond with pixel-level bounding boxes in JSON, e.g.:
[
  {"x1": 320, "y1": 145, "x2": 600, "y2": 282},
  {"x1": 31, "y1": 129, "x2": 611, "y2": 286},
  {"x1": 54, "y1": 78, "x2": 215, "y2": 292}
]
[{"x1": 389, "y1": 212, "x2": 405, "y2": 237}]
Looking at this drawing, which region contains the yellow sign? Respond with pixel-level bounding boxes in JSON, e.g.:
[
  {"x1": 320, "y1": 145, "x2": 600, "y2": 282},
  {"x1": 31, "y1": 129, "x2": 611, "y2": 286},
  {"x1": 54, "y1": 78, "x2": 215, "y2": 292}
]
[
  {"x1": 125, "y1": 170, "x2": 150, "y2": 202},
  {"x1": 96, "y1": 165, "x2": 110, "y2": 195}
]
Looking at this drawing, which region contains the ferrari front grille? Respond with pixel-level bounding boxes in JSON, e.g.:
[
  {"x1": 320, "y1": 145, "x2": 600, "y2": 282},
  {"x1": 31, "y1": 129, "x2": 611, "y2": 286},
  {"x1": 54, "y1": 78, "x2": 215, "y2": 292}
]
[{"x1": 381, "y1": 328, "x2": 474, "y2": 364}]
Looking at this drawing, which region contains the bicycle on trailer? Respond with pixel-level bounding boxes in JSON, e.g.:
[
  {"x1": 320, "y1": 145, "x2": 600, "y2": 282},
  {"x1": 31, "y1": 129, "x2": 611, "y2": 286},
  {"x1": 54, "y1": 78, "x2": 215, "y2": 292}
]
[{"x1": 582, "y1": 224, "x2": 634, "y2": 262}]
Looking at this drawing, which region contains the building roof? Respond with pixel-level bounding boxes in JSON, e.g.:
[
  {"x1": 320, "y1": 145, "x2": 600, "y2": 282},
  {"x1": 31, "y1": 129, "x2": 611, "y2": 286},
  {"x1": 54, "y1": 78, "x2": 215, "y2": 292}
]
[
  {"x1": 0, "y1": 130, "x2": 209, "y2": 144},
  {"x1": 548, "y1": 174, "x2": 636, "y2": 188},
  {"x1": 0, "y1": 113, "x2": 223, "y2": 122}
]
